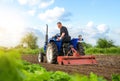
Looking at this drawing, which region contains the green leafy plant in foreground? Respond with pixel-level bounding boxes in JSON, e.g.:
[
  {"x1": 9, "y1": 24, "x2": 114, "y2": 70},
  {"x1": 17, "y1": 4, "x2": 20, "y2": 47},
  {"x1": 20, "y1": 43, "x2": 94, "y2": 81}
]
[
  {"x1": 0, "y1": 50, "x2": 24, "y2": 81},
  {"x1": 22, "y1": 61, "x2": 71, "y2": 81},
  {"x1": 22, "y1": 61, "x2": 107, "y2": 81},
  {"x1": 112, "y1": 74, "x2": 120, "y2": 81},
  {"x1": 0, "y1": 50, "x2": 117, "y2": 81}
]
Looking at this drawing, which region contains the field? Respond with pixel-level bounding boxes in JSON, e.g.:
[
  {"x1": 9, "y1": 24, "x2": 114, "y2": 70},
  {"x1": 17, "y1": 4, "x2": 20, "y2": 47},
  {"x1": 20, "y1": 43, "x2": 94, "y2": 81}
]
[
  {"x1": 22, "y1": 54, "x2": 120, "y2": 81},
  {"x1": 0, "y1": 47, "x2": 120, "y2": 81}
]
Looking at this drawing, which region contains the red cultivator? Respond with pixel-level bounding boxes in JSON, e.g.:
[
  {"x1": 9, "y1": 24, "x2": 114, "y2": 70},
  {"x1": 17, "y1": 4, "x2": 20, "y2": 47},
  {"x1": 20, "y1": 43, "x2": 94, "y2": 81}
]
[
  {"x1": 57, "y1": 56, "x2": 97, "y2": 65},
  {"x1": 57, "y1": 46, "x2": 97, "y2": 65}
]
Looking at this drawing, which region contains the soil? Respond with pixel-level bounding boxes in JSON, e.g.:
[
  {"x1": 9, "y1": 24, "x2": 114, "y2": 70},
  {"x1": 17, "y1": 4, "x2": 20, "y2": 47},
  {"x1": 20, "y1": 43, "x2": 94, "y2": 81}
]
[{"x1": 22, "y1": 54, "x2": 120, "y2": 81}]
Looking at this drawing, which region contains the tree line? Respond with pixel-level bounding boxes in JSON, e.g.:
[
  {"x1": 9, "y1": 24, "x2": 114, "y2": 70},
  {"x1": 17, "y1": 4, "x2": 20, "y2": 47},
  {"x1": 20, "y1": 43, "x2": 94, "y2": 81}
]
[{"x1": 19, "y1": 32, "x2": 117, "y2": 49}]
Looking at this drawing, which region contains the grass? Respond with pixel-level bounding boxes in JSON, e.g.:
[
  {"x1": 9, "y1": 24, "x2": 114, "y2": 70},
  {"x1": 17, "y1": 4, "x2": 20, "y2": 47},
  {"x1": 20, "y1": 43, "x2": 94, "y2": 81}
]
[
  {"x1": 0, "y1": 47, "x2": 44, "y2": 55},
  {"x1": 85, "y1": 47, "x2": 120, "y2": 55},
  {"x1": 18, "y1": 48, "x2": 40, "y2": 54},
  {"x1": 1, "y1": 46, "x2": 120, "y2": 55}
]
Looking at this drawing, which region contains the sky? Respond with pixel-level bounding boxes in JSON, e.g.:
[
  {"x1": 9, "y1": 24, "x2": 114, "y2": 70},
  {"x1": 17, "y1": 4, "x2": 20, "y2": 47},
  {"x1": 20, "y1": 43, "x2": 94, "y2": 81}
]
[{"x1": 0, "y1": 0, "x2": 120, "y2": 47}]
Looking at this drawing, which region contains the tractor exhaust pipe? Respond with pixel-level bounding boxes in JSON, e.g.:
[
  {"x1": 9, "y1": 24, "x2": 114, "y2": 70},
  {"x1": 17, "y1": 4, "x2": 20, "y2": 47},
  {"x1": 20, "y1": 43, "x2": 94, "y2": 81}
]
[{"x1": 45, "y1": 24, "x2": 48, "y2": 45}]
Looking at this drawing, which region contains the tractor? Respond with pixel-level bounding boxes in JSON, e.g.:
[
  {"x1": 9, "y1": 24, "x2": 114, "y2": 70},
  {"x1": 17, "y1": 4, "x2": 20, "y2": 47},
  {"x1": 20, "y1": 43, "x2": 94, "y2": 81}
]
[{"x1": 38, "y1": 24, "x2": 97, "y2": 65}]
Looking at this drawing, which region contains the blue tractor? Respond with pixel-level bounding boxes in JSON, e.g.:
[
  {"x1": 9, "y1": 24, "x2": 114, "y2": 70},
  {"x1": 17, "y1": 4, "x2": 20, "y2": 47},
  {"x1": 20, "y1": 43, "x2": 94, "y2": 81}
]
[{"x1": 38, "y1": 25, "x2": 96, "y2": 65}]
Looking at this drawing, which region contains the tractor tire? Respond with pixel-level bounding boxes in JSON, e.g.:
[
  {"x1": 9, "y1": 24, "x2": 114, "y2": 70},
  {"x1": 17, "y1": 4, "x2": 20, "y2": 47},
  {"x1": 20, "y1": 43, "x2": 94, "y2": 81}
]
[
  {"x1": 46, "y1": 42, "x2": 58, "y2": 64},
  {"x1": 77, "y1": 43, "x2": 85, "y2": 55},
  {"x1": 38, "y1": 53, "x2": 44, "y2": 63}
]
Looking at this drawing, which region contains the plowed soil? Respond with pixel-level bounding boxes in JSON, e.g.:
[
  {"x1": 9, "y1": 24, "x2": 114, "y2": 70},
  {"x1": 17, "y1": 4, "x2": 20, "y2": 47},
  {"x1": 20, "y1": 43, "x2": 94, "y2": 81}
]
[{"x1": 22, "y1": 55, "x2": 120, "y2": 81}]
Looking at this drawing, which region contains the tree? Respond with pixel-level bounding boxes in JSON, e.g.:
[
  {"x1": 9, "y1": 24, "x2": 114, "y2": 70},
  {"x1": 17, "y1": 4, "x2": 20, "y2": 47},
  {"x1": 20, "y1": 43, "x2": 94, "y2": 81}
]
[
  {"x1": 96, "y1": 38, "x2": 115, "y2": 48},
  {"x1": 21, "y1": 32, "x2": 38, "y2": 49}
]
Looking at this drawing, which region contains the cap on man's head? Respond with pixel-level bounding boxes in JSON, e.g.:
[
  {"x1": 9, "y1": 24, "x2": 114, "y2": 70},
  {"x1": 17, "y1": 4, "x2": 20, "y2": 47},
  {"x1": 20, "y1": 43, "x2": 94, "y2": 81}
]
[{"x1": 57, "y1": 22, "x2": 62, "y2": 24}]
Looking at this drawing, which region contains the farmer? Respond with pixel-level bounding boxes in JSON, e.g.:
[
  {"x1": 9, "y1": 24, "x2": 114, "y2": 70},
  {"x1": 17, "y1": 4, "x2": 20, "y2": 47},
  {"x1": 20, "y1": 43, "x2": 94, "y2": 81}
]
[{"x1": 57, "y1": 22, "x2": 71, "y2": 43}]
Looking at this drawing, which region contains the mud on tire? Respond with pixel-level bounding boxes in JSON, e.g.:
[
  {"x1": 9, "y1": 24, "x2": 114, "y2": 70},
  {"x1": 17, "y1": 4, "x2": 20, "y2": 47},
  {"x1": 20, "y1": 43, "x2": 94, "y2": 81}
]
[{"x1": 46, "y1": 42, "x2": 58, "y2": 64}]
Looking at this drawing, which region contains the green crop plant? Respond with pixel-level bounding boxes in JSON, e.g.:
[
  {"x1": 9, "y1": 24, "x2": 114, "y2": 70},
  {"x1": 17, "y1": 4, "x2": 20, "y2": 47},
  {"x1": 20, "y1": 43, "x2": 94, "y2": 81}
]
[{"x1": 0, "y1": 50, "x2": 24, "y2": 81}]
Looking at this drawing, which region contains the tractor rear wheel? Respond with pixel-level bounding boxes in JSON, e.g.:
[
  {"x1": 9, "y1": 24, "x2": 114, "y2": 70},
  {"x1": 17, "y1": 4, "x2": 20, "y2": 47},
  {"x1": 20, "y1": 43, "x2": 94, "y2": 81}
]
[
  {"x1": 77, "y1": 43, "x2": 85, "y2": 55},
  {"x1": 46, "y1": 42, "x2": 58, "y2": 64}
]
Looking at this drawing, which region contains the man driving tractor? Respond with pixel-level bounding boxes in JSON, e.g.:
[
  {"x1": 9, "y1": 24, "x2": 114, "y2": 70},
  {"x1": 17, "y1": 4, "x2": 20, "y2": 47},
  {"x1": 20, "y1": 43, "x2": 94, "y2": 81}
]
[
  {"x1": 57, "y1": 22, "x2": 71, "y2": 43},
  {"x1": 56, "y1": 22, "x2": 71, "y2": 55}
]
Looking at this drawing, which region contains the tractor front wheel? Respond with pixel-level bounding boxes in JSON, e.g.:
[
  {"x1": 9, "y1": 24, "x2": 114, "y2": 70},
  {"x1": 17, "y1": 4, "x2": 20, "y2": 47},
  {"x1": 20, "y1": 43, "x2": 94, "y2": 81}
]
[
  {"x1": 38, "y1": 53, "x2": 44, "y2": 63},
  {"x1": 46, "y1": 42, "x2": 58, "y2": 64}
]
